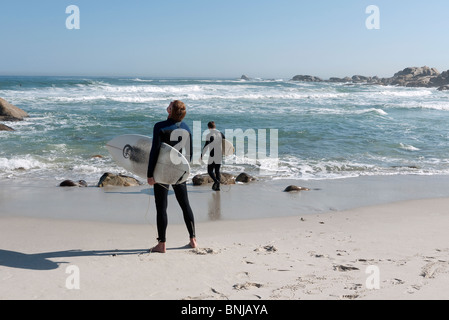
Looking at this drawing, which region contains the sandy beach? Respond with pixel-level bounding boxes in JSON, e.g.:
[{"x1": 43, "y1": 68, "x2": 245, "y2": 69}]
[{"x1": 1, "y1": 175, "x2": 449, "y2": 301}]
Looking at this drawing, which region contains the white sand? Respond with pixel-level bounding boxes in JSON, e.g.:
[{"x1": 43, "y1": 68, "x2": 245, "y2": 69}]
[{"x1": 1, "y1": 187, "x2": 449, "y2": 300}]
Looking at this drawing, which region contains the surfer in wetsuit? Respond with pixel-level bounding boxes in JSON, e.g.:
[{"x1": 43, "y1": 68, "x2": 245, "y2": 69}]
[
  {"x1": 201, "y1": 121, "x2": 225, "y2": 191},
  {"x1": 147, "y1": 100, "x2": 196, "y2": 253}
]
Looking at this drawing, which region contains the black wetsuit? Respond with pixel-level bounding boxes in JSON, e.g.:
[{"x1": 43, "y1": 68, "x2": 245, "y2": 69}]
[
  {"x1": 147, "y1": 118, "x2": 195, "y2": 243},
  {"x1": 202, "y1": 130, "x2": 225, "y2": 188}
]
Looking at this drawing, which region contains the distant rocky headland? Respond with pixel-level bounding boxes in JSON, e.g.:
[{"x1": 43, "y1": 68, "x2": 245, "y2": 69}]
[
  {"x1": 242, "y1": 66, "x2": 449, "y2": 91},
  {"x1": 290, "y1": 66, "x2": 449, "y2": 91}
]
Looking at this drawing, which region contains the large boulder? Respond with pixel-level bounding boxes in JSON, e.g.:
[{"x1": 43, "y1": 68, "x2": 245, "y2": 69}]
[
  {"x1": 192, "y1": 173, "x2": 236, "y2": 186},
  {"x1": 0, "y1": 98, "x2": 29, "y2": 121},
  {"x1": 389, "y1": 66, "x2": 442, "y2": 88},
  {"x1": 283, "y1": 185, "x2": 310, "y2": 192},
  {"x1": 235, "y1": 172, "x2": 256, "y2": 183},
  {"x1": 97, "y1": 173, "x2": 140, "y2": 187},
  {"x1": 393, "y1": 66, "x2": 439, "y2": 78}
]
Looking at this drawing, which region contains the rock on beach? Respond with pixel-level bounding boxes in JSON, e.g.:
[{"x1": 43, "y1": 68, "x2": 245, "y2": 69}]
[
  {"x1": 235, "y1": 172, "x2": 256, "y2": 183},
  {"x1": 59, "y1": 180, "x2": 88, "y2": 187},
  {"x1": 192, "y1": 173, "x2": 236, "y2": 186},
  {"x1": 97, "y1": 173, "x2": 141, "y2": 187},
  {"x1": 283, "y1": 185, "x2": 310, "y2": 192}
]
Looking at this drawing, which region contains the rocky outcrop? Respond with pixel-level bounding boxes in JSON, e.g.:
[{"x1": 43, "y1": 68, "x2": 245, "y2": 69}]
[
  {"x1": 0, "y1": 98, "x2": 29, "y2": 121},
  {"x1": 352, "y1": 75, "x2": 381, "y2": 84},
  {"x1": 292, "y1": 75, "x2": 323, "y2": 82},
  {"x1": 192, "y1": 173, "x2": 236, "y2": 186},
  {"x1": 291, "y1": 66, "x2": 449, "y2": 89},
  {"x1": 387, "y1": 66, "x2": 440, "y2": 87},
  {"x1": 432, "y1": 70, "x2": 449, "y2": 87},
  {"x1": 97, "y1": 173, "x2": 140, "y2": 187},
  {"x1": 240, "y1": 75, "x2": 251, "y2": 81},
  {"x1": 0, "y1": 124, "x2": 14, "y2": 131},
  {"x1": 328, "y1": 77, "x2": 352, "y2": 83}
]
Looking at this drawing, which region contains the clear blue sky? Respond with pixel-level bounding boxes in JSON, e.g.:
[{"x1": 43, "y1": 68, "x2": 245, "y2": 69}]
[{"x1": 1, "y1": 0, "x2": 448, "y2": 78}]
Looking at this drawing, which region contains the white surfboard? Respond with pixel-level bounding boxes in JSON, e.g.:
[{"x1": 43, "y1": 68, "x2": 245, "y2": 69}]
[
  {"x1": 223, "y1": 139, "x2": 235, "y2": 156},
  {"x1": 106, "y1": 134, "x2": 190, "y2": 185}
]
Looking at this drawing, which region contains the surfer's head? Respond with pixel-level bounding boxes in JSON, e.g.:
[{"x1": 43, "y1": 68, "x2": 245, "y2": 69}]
[
  {"x1": 207, "y1": 121, "x2": 216, "y2": 129},
  {"x1": 168, "y1": 100, "x2": 186, "y2": 122}
]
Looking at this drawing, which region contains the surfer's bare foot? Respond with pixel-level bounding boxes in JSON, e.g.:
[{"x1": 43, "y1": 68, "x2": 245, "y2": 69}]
[
  {"x1": 189, "y1": 238, "x2": 197, "y2": 249},
  {"x1": 150, "y1": 242, "x2": 166, "y2": 253}
]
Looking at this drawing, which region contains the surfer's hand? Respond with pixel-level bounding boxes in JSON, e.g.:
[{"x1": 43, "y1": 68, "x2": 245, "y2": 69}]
[{"x1": 147, "y1": 177, "x2": 156, "y2": 186}]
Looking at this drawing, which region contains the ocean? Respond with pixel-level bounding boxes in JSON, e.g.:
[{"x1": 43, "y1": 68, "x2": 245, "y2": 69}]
[{"x1": 1, "y1": 76, "x2": 449, "y2": 186}]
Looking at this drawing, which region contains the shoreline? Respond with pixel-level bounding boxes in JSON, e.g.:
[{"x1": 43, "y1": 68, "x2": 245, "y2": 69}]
[{"x1": 1, "y1": 174, "x2": 449, "y2": 224}]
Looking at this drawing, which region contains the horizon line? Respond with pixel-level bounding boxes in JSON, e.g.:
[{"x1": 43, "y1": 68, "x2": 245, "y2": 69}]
[{"x1": 0, "y1": 65, "x2": 448, "y2": 81}]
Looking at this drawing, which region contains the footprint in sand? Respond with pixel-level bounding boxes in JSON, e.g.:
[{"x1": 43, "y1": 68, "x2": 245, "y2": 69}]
[
  {"x1": 190, "y1": 247, "x2": 219, "y2": 255},
  {"x1": 333, "y1": 265, "x2": 360, "y2": 272},
  {"x1": 336, "y1": 250, "x2": 350, "y2": 256},
  {"x1": 344, "y1": 283, "x2": 363, "y2": 290},
  {"x1": 420, "y1": 261, "x2": 448, "y2": 279},
  {"x1": 233, "y1": 282, "x2": 264, "y2": 290},
  {"x1": 406, "y1": 284, "x2": 422, "y2": 294},
  {"x1": 389, "y1": 278, "x2": 405, "y2": 285},
  {"x1": 254, "y1": 245, "x2": 278, "y2": 253}
]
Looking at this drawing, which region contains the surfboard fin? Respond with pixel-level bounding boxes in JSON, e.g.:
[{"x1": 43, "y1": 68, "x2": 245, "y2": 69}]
[{"x1": 175, "y1": 171, "x2": 188, "y2": 185}]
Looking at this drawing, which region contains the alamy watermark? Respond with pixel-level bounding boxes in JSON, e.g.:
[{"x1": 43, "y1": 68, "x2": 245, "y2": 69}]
[
  {"x1": 366, "y1": 5, "x2": 380, "y2": 30},
  {"x1": 66, "y1": 5, "x2": 80, "y2": 30},
  {"x1": 365, "y1": 265, "x2": 380, "y2": 290},
  {"x1": 64, "y1": 5, "x2": 380, "y2": 31},
  {"x1": 168, "y1": 121, "x2": 279, "y2": 175},
  {"x1": 65, "y1": 265, "x2": 80, "y2": 290}
]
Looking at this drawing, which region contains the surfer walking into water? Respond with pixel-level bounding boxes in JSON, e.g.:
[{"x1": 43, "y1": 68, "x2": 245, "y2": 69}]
[
  {"x1": 201, "y1": 121, "x2": 225, "y2": 191},
  {"x1": 147, "y1": 100, "x2": 197, "y2": 253}
]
